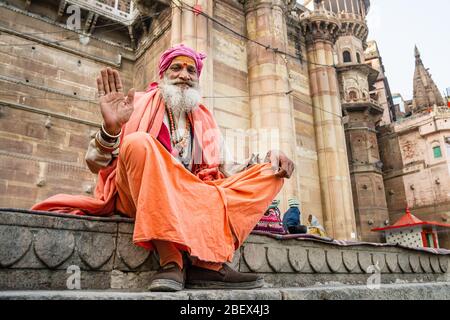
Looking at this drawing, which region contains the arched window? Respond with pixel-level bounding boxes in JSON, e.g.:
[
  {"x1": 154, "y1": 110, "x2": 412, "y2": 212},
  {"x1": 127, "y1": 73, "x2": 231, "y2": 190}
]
[
  {"x1": 356, "y1": 52, "x2": 361, "y2": 64},
  {"x1": 343, "y1": 50, "x2": 352, "y2": 63}
]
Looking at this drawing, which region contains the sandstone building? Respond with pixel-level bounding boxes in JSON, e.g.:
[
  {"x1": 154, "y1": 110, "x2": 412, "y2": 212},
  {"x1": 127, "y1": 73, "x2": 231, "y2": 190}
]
[
  {"x1": 1, "y1": 0, "x2": 446, "y2": 247},
  {"x1": 378, "y1": 47, "x2": 450, "y2": 248}
]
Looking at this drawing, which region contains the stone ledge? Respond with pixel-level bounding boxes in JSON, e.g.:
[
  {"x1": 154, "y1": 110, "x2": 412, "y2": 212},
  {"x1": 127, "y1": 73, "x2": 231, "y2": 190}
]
[
  {"x1": 1, "y1": 209, "x2": 449, "y2": 290},
  {"x1": 1, "y1": 282, "x2": 450, "y2": 300}
]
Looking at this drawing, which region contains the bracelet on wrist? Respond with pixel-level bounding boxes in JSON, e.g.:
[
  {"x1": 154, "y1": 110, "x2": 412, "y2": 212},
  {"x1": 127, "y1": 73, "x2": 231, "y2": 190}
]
[
  {"x1": 95, "y1": 131, "x2": 120, "y2": 153},
  {"x1": 101, "y1": 123, "x2": 121, "y2": 141},
  {"x1": 100, "y1": 130, "x2": 118, "y2": 143}
]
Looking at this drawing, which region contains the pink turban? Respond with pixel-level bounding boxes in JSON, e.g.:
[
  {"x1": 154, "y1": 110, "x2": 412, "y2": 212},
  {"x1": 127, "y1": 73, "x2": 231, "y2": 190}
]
[{"x1": 158, "y1": 44, "x2": 207, "y2": 79}]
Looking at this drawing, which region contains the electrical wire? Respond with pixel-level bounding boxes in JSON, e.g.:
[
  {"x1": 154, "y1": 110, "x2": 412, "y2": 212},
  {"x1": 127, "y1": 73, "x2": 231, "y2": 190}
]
[
  {"x1": 3, "y1": 1, "x2": 341, "y2": 68},
  {"x1": 0, "y1": 22, "x2": 133, "y2": 47},
  {"x1": 1, "y1": 18, "x2": 135, "y2": 37},
  {"x1": 0, "y1": 88, "x2": 343, "y2": 119},
  {"x1": 169, "y1": 0, "x2": 337, "y2": 69},
  {"x1": 0, "y1": 10, "x2": 164, "y2": 47}
]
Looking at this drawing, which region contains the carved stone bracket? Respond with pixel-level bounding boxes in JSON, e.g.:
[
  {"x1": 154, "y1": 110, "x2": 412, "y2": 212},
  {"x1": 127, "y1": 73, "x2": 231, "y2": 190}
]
[{"x1": 299, "y1": 9, "x2": 341, "y2": 44}]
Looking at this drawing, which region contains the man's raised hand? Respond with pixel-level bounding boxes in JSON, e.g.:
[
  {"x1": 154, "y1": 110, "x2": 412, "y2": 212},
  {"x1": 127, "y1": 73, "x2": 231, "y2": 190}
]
[{"x1": 96, "y1": 67, "x2": 135, "y2": 135}]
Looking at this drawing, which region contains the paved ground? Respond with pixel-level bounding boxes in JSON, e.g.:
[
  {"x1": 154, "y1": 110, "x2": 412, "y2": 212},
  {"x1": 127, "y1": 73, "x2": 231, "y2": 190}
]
[{"x1": 1, "y1": 282, "x2": 450, "y2": 300}]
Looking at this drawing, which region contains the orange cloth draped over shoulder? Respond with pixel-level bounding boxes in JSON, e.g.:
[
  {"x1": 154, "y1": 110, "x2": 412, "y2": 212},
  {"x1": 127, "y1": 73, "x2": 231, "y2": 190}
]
[{"x1": 31, "y1": 88, "x2": 284, "y2": 263}]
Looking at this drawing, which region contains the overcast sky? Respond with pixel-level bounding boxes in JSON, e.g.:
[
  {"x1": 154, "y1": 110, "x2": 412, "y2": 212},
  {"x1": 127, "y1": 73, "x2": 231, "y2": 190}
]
[{"x1": 366, "y1": 0, "x2": 450, "y2": 100}]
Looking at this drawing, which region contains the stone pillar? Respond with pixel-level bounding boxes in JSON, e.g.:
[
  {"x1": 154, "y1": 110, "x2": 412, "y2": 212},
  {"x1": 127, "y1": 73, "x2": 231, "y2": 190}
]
[
  {"x1": 244, "y1": 0, "x2": 299, "y2": 212},
  {"x1": 343, "y1": 106, "x2": 389, "y2": 243},
  {"x1": 300, "y1": 10, "x2": 357, "y2": 240},
  {"x1": 170, "y1": 0, "x2": 214, "y2": 110},
  {"x1": 332, "y1": 7, "x2": 389, "y2": 242},
  {"x1": 170, "y1": 1, "x2": 182, "y2": 45}
]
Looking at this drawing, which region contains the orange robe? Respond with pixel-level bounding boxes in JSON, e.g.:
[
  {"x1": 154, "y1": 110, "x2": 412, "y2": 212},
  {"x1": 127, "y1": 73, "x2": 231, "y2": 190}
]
[{"x1": 32, "y1": 89, "x2": 284, "y2": 263}]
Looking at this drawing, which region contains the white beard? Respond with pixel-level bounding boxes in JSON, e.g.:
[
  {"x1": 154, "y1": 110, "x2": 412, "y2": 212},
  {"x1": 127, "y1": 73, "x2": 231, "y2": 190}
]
[{"x1": 160, "y1": 75, "x2": 201, "y2": 113}]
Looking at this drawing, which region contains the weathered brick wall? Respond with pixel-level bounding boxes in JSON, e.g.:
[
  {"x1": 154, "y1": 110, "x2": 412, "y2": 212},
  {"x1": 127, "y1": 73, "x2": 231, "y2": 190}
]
[{"x1": 0, "y1": 5, "x2": 134, "y2": 208}]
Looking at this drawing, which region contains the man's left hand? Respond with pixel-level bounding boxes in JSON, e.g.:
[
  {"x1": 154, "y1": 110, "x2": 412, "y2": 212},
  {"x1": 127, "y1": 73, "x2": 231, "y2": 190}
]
[{"x1": 265, "y1": 150, "x2": 295, "y2": 179}]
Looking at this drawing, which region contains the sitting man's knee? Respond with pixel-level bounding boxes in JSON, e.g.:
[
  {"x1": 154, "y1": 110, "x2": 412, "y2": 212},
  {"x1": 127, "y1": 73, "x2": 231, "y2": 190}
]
[{"x1": 121, "y1": 132, "x2": 152, "y2": 155}]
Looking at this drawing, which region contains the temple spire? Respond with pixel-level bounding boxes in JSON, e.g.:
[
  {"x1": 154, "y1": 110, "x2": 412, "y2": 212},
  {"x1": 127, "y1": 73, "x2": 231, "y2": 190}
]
[
  {"x1": 414, "y1": 45, "x2": 421, "y2": 60},
  {"x1": 412, "y1": 46, "x2": 445, "y2": 112}
]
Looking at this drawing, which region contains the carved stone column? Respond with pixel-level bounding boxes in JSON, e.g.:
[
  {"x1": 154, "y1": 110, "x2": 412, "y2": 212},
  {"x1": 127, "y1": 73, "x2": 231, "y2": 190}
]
[
  {"x1": 170, "y1": 0, "x2": 214, "y2": 109},
  {"x1": 243, "y1": 0, "x2": 299, "y2": 212},
  {"x1": 300, "y1": 9, "x2": 357, "y2": 240}
]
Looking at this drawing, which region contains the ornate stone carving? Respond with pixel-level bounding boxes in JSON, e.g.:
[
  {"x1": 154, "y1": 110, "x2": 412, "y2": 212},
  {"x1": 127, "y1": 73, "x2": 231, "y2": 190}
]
[
  {"x1": 430, "y1": 256, "x2": 441, "y2": 273},
  {"x1": 243, "y1": 244, "x2": 267, "y2": 272},
  {"x1": 299, "y1": 9, "x2": 341, "y2": 44},
  {"x1": 419, "y1": 255, "x2": 432, "y2": 273},
  {"x1": 78, "y1": 233, "x2": 115, "y2": 270},
  {"x1": 34, "y1": 229, "x2": 75, "y2": 269},
  {"x1": 386, "y1": 253, "x2": 399, "y2": 273},
  {"x1": 117, "y1": 234, "x2": 150, "y2": 270},
  {"x1": 342, "y1": 250, "x2": 358, "y2": 272},
  {"x1": 287, "y1": 247, "x2": 307, "y2": 272},
  {"x1": 372, "y1": 253, "x2": 386, "y2": 272},
  {"x1": 267, "y1": 247, "x2": 290, "y2": 272},
  {"x1": 308, "y1": 248, "x2": 326, "y2": 273},
  {"x1": 326, "y1": 249, "x2": 343, "y2": 273},
  {"x1": 409, "y1": 255, "x2": 421, "y2": 273},
  {"x1": 243, "y1": 0, "x2": 289, "y2": 13},
  {"x1": 358, "y1": 252, "x2": 372, "y2": 273},
  {"x1": 398, "y1": 253, "x2": 412, "y2": 273},
  {"x1": 2, "y1": 210, "x2": 449, "y2": 291},
  {"x1": 0, "y1": 226, "x2": 33, "y2": 267},
  {"x1": 439, "y1": 256, "x2": 448, "y2": 273},
  {"x1": 338, "y1": 16, "x2": 368, "y2": 42}
]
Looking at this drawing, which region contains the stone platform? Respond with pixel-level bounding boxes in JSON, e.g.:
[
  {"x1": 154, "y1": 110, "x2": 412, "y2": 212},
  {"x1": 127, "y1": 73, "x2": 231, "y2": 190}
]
[
  {"x1": 1, "y1": 208, "x2": 449, "y2": 291},
  {"x1": 2, "y1": 282, "x2": 450, "y2": 300}
]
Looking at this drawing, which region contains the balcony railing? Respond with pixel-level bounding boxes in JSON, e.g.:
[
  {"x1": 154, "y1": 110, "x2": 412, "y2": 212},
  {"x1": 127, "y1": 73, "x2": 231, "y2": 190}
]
[
  {"x1": 299, "y1": 7, "x2": 339, "y2": 21},
  {"x1": 66, "y1": 0, "x2": 139, "y2": 24},
  {"x1": 337, "y1": 12, "x2": 365, "y2": 22},
  {"x1": 343, "y1": 96, "x2": 380, "y2": 106}
]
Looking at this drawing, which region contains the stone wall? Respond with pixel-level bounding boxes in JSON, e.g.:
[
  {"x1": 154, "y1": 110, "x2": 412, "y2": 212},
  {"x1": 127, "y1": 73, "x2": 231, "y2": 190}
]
[
  {"x1": 379, "y1": 113, "x2": 450, "y2": 248},
  {"x1": 0, "y1": 0, "x2": 327, "y2": 226},
  {"x1": 1, "y1": 209, "x2": 448, "y2": 290},
  {"x1": 133, "y1": 10, "x2": 172, "y2": 91},
  {"x1": 0, "y1": 4, "x2": 135, "y2": 209},
  {"x1": 212, "y1": 0, "x2": 250, "y2": 134}
]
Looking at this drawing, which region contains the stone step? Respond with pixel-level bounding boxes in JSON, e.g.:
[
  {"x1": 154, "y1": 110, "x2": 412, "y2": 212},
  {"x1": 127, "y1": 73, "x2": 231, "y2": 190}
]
[
  {"x1": 1, "y1": 208, "x2": 450, "y2": 291},
  {"x1": 1, "y1": 282, "x2": 450, "y2": 300}
]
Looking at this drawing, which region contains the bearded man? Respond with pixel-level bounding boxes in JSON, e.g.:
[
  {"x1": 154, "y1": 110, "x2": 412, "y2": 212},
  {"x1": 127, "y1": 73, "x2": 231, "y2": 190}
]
[{"x1": 32, "y1": 44, "x2": 295, "y2": 292}]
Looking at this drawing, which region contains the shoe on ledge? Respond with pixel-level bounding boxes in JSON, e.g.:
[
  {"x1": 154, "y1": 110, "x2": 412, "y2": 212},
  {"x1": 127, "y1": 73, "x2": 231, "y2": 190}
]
[
  {"x1": 185, "y1": 264, "x2": 264, "y2": 290},
  {"x1": 148, "y1": 263, "x2": 185, "y2": 292}
]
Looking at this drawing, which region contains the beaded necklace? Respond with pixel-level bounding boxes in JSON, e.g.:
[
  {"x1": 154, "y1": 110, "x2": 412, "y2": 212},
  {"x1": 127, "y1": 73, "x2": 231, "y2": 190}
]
[{"x1": 166, "y1": 106, "x2": 191, "y2": 158}]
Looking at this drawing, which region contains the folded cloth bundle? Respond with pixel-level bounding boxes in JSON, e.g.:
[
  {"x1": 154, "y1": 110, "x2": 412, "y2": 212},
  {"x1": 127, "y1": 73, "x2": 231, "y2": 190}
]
[{"x1": 253, "y1": 199, "x2": 286, "y2": 235}]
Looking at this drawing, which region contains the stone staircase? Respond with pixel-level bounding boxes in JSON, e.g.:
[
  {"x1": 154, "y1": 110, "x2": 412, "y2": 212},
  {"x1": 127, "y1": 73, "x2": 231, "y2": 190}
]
[
  {"x1": 2, "y1": 282, "x2": 450, "y2": 300},
  {"x1": 1, "y1": 208, "x2": 449, "y2": 299}
]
